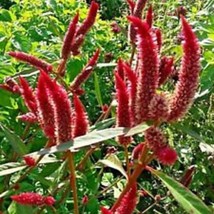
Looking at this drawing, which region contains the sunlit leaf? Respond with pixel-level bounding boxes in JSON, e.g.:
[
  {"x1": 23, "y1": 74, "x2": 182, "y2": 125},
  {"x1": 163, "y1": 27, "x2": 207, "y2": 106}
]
[
  {"x1": 99, "y1": 154, "x2": 128, "y2": 179},
  {"x1": 149, "y1": 168, "x2": 212, "y2": 214}
]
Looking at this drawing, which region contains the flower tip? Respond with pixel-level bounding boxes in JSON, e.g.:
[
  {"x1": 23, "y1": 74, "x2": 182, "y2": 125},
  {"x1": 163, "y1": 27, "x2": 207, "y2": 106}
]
[
  {"x1": 156, "y1": 146, "x2": 178, "y2": 165},
  {"x1": 44, "y1": 196, "x2": 55, "y2": 206}
]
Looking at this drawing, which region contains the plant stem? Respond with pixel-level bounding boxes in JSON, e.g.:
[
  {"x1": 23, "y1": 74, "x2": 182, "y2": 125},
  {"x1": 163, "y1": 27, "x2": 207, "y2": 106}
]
[
  {"x1": 124, "y1": 145, "x2": 130, "y2": 178},
  {"x1": 111, "y1": 145, "x2": 150, "y2": 212},
  {"x1": 76, "y1": 146, "x2": 96, "y2": 171},
  {"x1": 67, "y1": 151, "x2": 79, "y2": 214}
]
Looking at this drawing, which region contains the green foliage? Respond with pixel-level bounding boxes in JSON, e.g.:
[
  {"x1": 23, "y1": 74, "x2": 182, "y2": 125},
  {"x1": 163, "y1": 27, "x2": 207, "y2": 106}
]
[{"x1": 0, "y1": 0, "x2": 213, "y2": 213}]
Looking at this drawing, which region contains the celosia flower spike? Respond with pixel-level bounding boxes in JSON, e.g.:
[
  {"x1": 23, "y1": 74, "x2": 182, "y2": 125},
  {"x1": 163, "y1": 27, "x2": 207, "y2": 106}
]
[
  {"x1": 115, "y1": 58, "x2": 124, "y2": 80},
  {"x1": 158, "y1": 56, "x2": 174, "y2": 86},
  {"x1": 4, "y1": 77, "x2": 21, "y2": 94},
  {"x1": 128, "y1": 16, "x2": 159, "y2": 123},
  {"x1": 70, "y1": 35, "x2": 85, "y2": 56},
  {"x1": 101, "y1": 207, "x2": 113, "y2": 214},
  {"x1": 115, "y1": 72, "x2": 131, "y2": 145},
  {"x1": 168, "y1": 16, "x2": 200, "y2": 122},
  {"x1": 126, "y1": 0, "x2": 135, "y2": 14},
  {"x1": 113, "y1": 183, "x2": 137, "y2": 214},
  {"x1": 9, "y1": 52, "x2": 52, "y2": 73},
  {"x1": 19, "y1": 77, "x2": 37, "y2": 114},
  {"x1": 24, "y1": 156, "x2": 36, "y2": 167},
  {"x1": 146, "y1": 5, "x2": 153, "y2": 28},
  {"x1": 36, "y1": 72, "x2": 56, "y2": 139},
  {"x1": 155, "y1": 28, "x2": 162, "y2": 51},
  {"x1": 41, "y1": 72, "x2": 73, "y2": 144},
  {"x1": 17, "y1": 112, "x2": 37, "y2": 123},
  {"x1": 76, "y1": 1, "x2": 99, "y2": 36},
  {"x1": 72, "y1": 95, "x2": 89, "y2": 138},
  {"x1": 70, "y1": 49, "x2": 100, "y2": 93},
  {"x1": 155, "y1": 146, "x2": 177, "y2": 165},
  {"x1": 122, "y1": 62, "x2": 137, "y2": 126},
  {"x1": 128, "y1": 0, "x2": 148, "y2": 43},
  {"x1": 148, "y1": 93, "x2": 169, "y2": 122},
  {"x1": 144, "y1": 126, "x2": 166, "y2": 152},
  {"x1": 61, "y1": 13, "x2": 79, "y2": 60},
  {"x1": 11, "y1": 192, "x2": 55, "y2": 206}
]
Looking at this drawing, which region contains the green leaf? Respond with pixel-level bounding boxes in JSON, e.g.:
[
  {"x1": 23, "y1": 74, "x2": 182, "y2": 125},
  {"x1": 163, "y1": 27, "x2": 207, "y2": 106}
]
[
  {"x1": 11, "y1": 33, "x2": 32, "y2": 52},
  {"x1": 124, "y1": 123, "x2": 149, "y2": 137},
  {"x1": 8, "y1": 202, "x2": 34, "y2": 214},
  {"x1": 0, "y1": 123, "x2": 28, "y2": 155},
  {"x1": 0, "y1": 9, "x2": 13, "y2": 22},
  {"x1": 28, "y1": 127, "x2": 126, "y2": 156},
  {"x1": 94, "y1": 72, "x2": 103, "y2": 106},
  {"x1": 0, "y1": 162, "x2": 26, "y2": 177},
  {"x1": 99, "y1": 154, "x2": 128, "y2": 179},
  {"x1": 149, "y1": 168, "x2": 212, "y2": 214},
  {"x1": 28, "y1": 124, "x2": 149, "y2": 156}
]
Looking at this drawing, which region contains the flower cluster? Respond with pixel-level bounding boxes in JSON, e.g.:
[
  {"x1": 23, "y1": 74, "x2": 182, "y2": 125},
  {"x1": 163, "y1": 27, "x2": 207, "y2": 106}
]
[
  {"x1": 4, "y1": 2, "x2": 99, "y2": 145},
  {"x1": 144, "y1": 126, "x2": 177, "y2": 165},
  {"x1": 115, "y1": 3, "x2": 200, "y2": 150},
  {"x1": 11, "y1": 192, "x2": 55, "y2": 206}
]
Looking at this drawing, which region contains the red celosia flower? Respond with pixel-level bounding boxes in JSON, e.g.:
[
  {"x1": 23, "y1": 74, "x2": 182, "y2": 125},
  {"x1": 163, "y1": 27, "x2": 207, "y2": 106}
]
[
  {"x1": 11, "y1": 192, "x2": 55, "y2": 206},
  {"x1": 82, "y1": 195, "x2": 89, "y2": 205},
  {"x1": 122, "y1": 62, "x2": 137, "y2": 126},
  {"x1": 115, "y1": 72, "x2": 131, "y2": 145},
  {"x1": 70, "y1": 49, "x2": 100, "y2": 92},
  {"x1": 43, "y1": 196, "x2": 55, "y2": 206},
  {"x1": 110, "y1": 22, "x2": 121, "y2": 34},
  {"x1": 148, "y1": 93, "x2": 169, "y2": 122},
  {"x1": 4, "y1": 77, "x2": 21, "y2": 94},
  {"x1": 17, "y1": 112, "x2": 37, "y2": 123},
  {"x1": 114, "y1": 183, "x2": 138, "y2": 214},
  {"x1": 155, "y1": 146, "x2": 177, "y2": 165},
  {"x1": 72, "y1": 95, "x2": 89, "y2": 138},
  {"x1": 61, "y1": 13, "x2": 79, "y2": 60},
  {"x1": 168, "y1": 16, "x2": 200, "y2": 122},
  {"x1": 128, "y1": 0, "x2": 148, "y2": 43},
  {"x1": 41, "y1": 72, "x2": 73, "y2": 144},
  {"x1": 76, "y1": 1, "x2": 99, "y2": 36},
  {"x1": 70, "y1": 35, "x2": 85, "y2": 56},
  {"x1": 19, "y1": 77, "x2": 37, "y2": 114},
  {"x1": 115, "y1": 59, "x2": 124, "y2": 80},
  {"x1": 11, "y1": 192, "x2": 43, "y2": 206},
  {"x1": 128, "y1": 16, "x2": 159, "y2": 123},
  {"x1": 158, "y1": 56, "x2": 174, "y2": 86},
  {"x1": 101, "y1": 104, "x2": 109, "y2": 113},
  {"x1": 126, "y1": 0, "x2": 135, "y2": 14},
  {"x1": 24, "y1": 156, "x2": 36, "y2": 167},
  {"x1": 144, "y1": 126, "x2": 166, "y2": 151},
  {"x1": 9, "y1": 52, "x2": 52, "y2": 73},
  {"x1": 101, "y1": 207, "x2": 113, "y2": 214},
  {"x1": 146, "y1": 5, "x2": 153, "y2": 28},
  {"x1": 36, "y1": 72, "x2": 56, "y2": 139},
  {"x1": 154, "y1": 28, "x2": 162, "y2": 51}
]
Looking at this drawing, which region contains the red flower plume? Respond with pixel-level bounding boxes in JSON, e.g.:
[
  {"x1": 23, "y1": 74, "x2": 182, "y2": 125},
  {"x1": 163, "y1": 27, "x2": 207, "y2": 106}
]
[{"x1": 168, "y1": 16, "x2": 201, "y2": 122}]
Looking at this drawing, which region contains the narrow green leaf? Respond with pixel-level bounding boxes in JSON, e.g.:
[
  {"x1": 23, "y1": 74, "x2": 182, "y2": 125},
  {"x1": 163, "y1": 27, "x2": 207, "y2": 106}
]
[
  {"x1": 27, "y1": 124, "x2": 149, "y2": 156},
  {"x1": 99, "y1": 154, "x2": 128, "y2": 179},
  {"x1": 0, "y1": 123, "x2": 28, "y2": 155},
  {"x1": 94, "y1": 73, "x2": 103, "y2": 106},
  {"x1": 0, "y1": 166, "x2": 27, "y2": 177},
  {"x1": 8, "y1": 202, "x2": 34, "y2": 214},
  {"x1": 150, "y1": 168, "x2": 212, "y2": 214},
  {"x1": 124, "y1": 123, "x2": 149, "y2": 137},
  {"x1": 28, "y1": 127, "x2": 126, "y2": 156}
]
